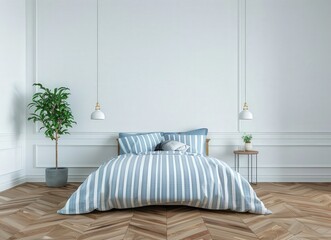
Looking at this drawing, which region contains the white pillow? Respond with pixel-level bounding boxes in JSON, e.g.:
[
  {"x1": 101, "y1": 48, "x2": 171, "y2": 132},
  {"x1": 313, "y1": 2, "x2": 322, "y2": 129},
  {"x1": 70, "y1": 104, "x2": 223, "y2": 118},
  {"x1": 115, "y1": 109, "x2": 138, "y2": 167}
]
[{"x1": 161, "y1": 140, "x2": 190, "y2": 152}]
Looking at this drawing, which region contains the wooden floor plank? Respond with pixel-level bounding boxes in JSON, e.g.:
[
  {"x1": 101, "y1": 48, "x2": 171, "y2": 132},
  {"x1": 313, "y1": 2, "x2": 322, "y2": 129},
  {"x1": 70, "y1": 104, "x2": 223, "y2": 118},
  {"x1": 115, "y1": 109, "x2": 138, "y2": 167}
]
[
  {"x1": 167, "y1": 207, "x2": 211, "y2": 240},
  {"x1": 124, "y1": 206, "x2": 167, "y2": 240},
  {"x1": 0, "y1": 182, "x2": 330, "y2": 239}
]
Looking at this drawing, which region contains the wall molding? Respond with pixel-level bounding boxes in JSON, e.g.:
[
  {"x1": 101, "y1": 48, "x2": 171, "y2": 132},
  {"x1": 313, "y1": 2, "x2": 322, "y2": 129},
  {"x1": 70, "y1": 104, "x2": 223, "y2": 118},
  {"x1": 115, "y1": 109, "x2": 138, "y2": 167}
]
[
  {"x1": 34, "y1": 144, "x2": 115, "y2": 168},
  {"x1": 0, "y1": 133, "x2": 17, "y2": 138},
  {"x1": 0, "y1": 171, "x2": 26, "y2": 192},
  {"x1": 0, "y1": 146, "x2": 20, "y2": 151},
  {"x1": 0, "y1": 176, "x2": 26, "y2": 192},
  {"x1": 28, "y1": 132, "x2": 331, "y2": 146},
  {"x1": 0, "y1": 133, "x2": 25, "y2": 191},
  {"x1": 32, "y1": 142, "x2": 331, "y2": 168},
  {"x1": 0, "y1": 133, "x2": 20, "y2": 149}
]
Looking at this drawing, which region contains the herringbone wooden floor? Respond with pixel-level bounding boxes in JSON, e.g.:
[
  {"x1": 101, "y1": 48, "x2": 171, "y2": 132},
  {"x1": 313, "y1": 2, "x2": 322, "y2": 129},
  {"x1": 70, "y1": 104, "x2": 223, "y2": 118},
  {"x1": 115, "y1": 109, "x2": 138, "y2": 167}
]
[{"x1": 0, "y1": 183, "x2": 330, "y2": 239}]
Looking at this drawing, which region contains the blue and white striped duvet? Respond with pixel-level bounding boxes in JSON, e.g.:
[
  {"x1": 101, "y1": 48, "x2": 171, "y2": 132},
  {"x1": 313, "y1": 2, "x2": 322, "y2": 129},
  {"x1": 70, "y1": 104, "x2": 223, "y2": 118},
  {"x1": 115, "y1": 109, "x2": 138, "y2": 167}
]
[{"x1": 58, "y1": 151, "x2": 271, "y2": 215}]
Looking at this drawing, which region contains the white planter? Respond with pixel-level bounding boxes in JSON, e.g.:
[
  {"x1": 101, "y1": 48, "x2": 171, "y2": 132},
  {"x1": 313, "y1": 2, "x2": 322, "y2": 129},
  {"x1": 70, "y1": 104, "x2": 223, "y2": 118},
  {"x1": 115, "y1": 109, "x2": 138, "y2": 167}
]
[{"x1": 245, "y1": 142, "x2": 253, "y2": 151}]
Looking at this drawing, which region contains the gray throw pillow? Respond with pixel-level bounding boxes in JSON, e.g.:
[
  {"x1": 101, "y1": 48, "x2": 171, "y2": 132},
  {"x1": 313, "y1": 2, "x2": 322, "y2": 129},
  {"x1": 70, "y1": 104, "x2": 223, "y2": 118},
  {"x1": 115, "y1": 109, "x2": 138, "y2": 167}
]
[{"x1": 161, "y1": 140, "x2": 190, "y2": 152}]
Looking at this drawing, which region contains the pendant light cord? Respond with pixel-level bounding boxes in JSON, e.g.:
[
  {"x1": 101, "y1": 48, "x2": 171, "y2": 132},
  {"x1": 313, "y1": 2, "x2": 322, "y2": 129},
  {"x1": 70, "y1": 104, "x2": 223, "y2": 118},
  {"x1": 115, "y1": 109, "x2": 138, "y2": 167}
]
[
  {"x1": 244, "y1": 0, "x2": 247, "y2": 103},
  {"x1": 96, "y1": 0, "x2": 99, "y2": 103}
]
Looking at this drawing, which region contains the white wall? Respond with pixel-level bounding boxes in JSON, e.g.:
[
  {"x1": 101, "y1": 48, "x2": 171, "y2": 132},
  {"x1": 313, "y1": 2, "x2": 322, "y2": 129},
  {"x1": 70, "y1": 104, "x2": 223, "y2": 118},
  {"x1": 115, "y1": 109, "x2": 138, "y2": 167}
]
[
  {"x1": 25, "y1": 0, "x2": 331, "y2": 183},
  {"x1": 0, "y1": 0, "x2": 26, "y2": 191}
]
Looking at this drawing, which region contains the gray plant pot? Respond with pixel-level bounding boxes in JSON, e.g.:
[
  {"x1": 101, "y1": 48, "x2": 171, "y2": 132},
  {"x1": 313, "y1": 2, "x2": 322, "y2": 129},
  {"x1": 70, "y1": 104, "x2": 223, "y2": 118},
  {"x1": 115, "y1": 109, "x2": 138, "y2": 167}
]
[{"x1": 45, "y1": 167, "x2": 68, "y2": 187}]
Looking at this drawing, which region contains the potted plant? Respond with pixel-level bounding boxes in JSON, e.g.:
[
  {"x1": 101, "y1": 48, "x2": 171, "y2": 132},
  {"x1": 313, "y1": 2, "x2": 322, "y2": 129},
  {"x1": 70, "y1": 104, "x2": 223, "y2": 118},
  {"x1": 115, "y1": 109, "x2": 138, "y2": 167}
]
[
  {"x1": 242, "y1": 133, "x2": 253, "y2": 151},
  {"x1": 28, "y1": 83, "x2": 76, "y2": 187}
]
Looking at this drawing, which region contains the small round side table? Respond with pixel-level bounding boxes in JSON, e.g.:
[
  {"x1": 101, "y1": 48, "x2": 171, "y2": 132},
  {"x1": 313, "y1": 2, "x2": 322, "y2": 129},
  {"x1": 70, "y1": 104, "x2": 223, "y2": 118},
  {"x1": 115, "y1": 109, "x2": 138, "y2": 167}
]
[{"x1": 233, "y1": 150, "x2": 259, "y2": 184}]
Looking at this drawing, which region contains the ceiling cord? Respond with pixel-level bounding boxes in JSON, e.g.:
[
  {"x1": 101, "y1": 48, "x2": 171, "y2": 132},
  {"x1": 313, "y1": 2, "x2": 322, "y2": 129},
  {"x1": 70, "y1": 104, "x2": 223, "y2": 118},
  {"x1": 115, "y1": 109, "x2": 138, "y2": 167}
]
[
  {"x1": 244, "y1": 0, "x2": 247, "y2": 103},
  {"x1": 96, "y1": 0, "x2": 99, "y2": 103}
]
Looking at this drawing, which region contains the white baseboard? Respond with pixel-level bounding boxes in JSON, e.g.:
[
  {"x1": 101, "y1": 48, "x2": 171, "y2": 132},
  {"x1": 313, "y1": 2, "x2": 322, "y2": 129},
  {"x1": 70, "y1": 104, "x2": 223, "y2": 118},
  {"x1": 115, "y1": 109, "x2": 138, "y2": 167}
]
[
  {"x1": 26, "y1": 175, "x2": 87, "y2": 183},
  {"x1": 249, "y1": 175, "x2": 331, "y2": 182},
  {"x1": 26, "y1": 174, "x2": 331, "y2": 184},
  {"x1": 0, "y1": 171, "x2": 26, "y2": 192}
]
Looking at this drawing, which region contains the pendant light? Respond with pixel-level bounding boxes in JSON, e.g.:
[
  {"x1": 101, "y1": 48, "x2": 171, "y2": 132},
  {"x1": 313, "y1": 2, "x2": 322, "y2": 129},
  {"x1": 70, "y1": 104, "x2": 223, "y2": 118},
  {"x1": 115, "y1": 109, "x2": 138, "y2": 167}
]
[
  {"x1": 91, "y1": 0, "x2": 105, "y2": 120},
  {"x1": 239, "y1": 0, "x2": 253, "y2": 120}
]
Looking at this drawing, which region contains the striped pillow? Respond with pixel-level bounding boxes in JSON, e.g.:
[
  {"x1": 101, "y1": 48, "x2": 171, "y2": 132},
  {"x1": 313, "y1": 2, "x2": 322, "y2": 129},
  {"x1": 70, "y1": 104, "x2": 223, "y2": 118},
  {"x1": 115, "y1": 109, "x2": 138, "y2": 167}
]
[
  {"x1": 119, "y1": 132, "x2": 163, "y2": 154},
  {"x1": 163, "y1": 134, "x2": 206, "y2": 155}
]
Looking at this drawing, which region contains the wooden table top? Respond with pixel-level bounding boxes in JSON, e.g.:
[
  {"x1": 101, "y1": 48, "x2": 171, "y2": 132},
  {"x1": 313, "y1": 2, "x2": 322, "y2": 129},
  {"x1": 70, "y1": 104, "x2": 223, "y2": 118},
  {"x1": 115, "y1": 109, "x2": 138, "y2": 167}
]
[{"x1": 233, "y1": 150, "x2": 259, "y2": 154}]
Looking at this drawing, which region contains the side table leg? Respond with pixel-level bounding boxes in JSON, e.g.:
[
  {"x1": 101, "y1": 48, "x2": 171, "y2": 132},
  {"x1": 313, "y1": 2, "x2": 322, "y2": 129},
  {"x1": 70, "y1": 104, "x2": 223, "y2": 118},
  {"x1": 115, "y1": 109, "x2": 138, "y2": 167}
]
[
  {"x1": 234, "y1": 154, "x2": 237, "y2": 171},
  {"x1": 256, "y1": 154, "x2": 258, "y2": 184},
  {"x1": 247, "y1": 155, "x2": 250, "y2": 183},
  {"x1": 251, "y1": 155, "x2": 253, "y2": 184}
]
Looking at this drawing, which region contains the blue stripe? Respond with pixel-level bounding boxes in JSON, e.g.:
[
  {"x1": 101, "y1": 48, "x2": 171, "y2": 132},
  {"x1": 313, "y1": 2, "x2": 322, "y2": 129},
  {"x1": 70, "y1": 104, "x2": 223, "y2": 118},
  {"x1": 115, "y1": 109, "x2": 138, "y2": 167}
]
[{"x1": 168, "y1": 154, "x2": 175, "y2": 202}]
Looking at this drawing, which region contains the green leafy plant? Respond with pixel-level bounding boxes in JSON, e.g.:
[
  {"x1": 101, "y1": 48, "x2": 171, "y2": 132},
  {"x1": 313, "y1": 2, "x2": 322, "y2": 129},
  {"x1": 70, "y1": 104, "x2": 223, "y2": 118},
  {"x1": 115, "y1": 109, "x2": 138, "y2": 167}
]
[
  {"x1": 242, "y1": 133, "x2": 252, "y2": 143},
  {"x1": 28, "y1": 83, "x2": 76, "y2": 168}
]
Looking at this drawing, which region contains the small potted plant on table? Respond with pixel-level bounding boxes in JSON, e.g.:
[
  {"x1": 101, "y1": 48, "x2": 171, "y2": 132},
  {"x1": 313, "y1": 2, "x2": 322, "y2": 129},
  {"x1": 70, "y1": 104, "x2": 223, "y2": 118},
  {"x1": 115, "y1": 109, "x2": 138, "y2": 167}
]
[
  {"x1": 242, "y1": 133, "x2": 253, "y2": 151},
  {"x1": 28, "y1": 83, "x2": 76, "y2": 187}
]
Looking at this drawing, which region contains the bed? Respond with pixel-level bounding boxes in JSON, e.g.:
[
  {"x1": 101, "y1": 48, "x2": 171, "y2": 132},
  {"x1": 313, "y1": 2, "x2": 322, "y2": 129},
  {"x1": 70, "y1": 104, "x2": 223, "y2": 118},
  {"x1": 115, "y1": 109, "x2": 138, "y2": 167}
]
[{"x1": 58, "y1": 131, "x2": 270, "y2": 215}]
